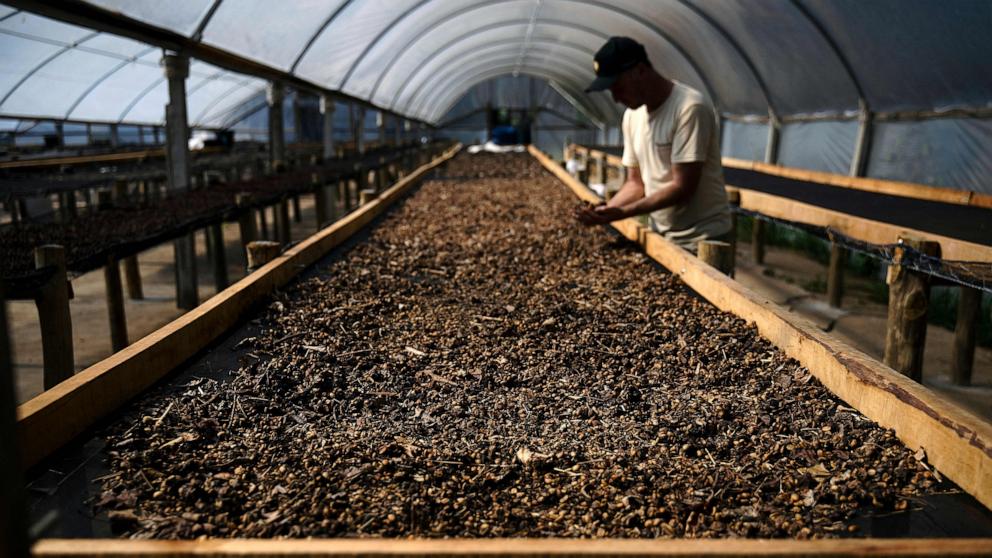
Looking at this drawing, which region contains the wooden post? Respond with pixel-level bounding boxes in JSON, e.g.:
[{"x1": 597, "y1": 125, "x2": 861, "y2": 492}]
[
  {"x1": 123, "y1": 255, "x2": 143, "y2": 299},
  {"x1": 884, "y1": 237, "x2": 940, "y2": 381},
  {"x1": 97, "y1": 189, "x2": 112, "y2": 210},
  {"x1": 827, "y1": 243, "x2": 847, "y2": 308},
  {"x1": 360, "y1": 189, "x2": 378, "y2": 206},
  {"x1": 726, "y1": 190, "x2": 740, "y2": 278},
  {"x1": 952, "y1": 286, "x2": 980, "y2": 386},
  {"x1": 315, "y1": 180, "x2": 329, "y2": 228},
  {"x1": 34, "y1": 245, "x2": 74, "y2": 388},
  {"x1": 112, "y1": 179, "x2": 127, "y2": 204},
  {"x1": 173, "y1": 233, "x2": 198, "y2": 311},
  {"x1": 103, "y1": 256, "x2": 128, "y2": 351},
  {"x1": 291, "y1": 195, "x2": 302, "y2": 223},
  {"x1": 0, "y1": 293, "x2": 30, "y2": 558},
  {"x1": 257, "y1": 205, "x2": 270, "y2": 239},
  {"x1": 593, "y1": 154, "x2": 606, "y2": 185},
  {"x1": 752, "y1": 218, "x2": 766, "y2": 265},
  {"x1": 698, "y1": 240, "x2": 734, "y2": 276},
  {"x1": 208, "y1": 222, "x2": 229, "y2": 292},
  {"x1": 246, "y1": 240, "x2": 281, "y2": 271},
  {"x1": 275, "y1": 198, "x2": 291, "y2": 245},
  {"x1": 236, "y1": 193, "x2": 257, "y2": 263}
]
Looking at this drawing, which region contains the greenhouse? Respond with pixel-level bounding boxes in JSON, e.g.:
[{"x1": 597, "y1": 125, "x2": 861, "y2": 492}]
[{"x1": 1, "y1": 1, "x2": 991, "y2": 556}]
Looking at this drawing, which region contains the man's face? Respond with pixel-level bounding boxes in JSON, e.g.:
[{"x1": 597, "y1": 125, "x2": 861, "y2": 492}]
[{"x1": 608, "y1": 65, "x2": 643, "y2": 109}]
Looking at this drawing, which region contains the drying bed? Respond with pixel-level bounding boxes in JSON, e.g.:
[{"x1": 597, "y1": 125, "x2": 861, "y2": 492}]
[{"x1": 59, "y1": 152, "x2": 982, "y2": 540}]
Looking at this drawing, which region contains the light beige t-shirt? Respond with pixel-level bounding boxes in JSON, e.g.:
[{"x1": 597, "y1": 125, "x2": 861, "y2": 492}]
[{"x1": 621, "y1": 82, "x2": 731, "y2": 248}]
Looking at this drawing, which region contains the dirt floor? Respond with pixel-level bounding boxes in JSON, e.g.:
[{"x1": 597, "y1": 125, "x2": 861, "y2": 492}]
[
  {"x1": 10, "y1": 195, "x2": 324, "y2": 404},
  {"x1": 732, "y1": 242, "x2": 992, "y2": 423}
]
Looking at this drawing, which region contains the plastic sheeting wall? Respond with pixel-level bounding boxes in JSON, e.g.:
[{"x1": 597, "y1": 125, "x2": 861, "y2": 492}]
[
  {"x1": 721, "y1": 121, "x2": 767, "y2": 163},
  {"x1": 777, "y1": 121, "x2": 858, "y2": 175},
  {"x1": 869, "y1": 119, "x2": 992, "y2": 195}
]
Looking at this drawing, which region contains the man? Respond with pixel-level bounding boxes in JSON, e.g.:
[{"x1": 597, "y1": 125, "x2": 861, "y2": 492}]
[{"x1": 574, "y1": 37, "x2": 731, "y2": 251}]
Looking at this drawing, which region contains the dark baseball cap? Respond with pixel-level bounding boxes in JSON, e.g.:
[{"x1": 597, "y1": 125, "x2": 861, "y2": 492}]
[{"x1": 585, "y1": 36, "x2": 648, "y2": 92}]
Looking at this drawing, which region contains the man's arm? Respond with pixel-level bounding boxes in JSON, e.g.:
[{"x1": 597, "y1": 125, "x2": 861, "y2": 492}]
[
  {"x1": 576, "y1": 161, "x2": 702, "y2": 224},
  {"x1": 605, "y1": 166, "x2": 645, "y2": 208}
]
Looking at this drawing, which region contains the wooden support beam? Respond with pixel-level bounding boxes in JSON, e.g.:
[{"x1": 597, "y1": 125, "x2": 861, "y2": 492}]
[
  {"x1": 698, "y1": 240, "x2": 734, "y2": 276},
  {"x1": 275, "y1": 199, "x2": 291, "y2": 245},
  {"x1": 28, "y1": 538, "x2": 992, "y2": 558},
  {"x1": 0, "y1": 294, "x2": 29, "y2": 558},
  {"x1": 246, "y1": 241, "x2": 281, "y2": 271},
  {"x1": 727, "y1": 187, "x2": 992, "y2": 263},
  {"x1": 208, "y1": 223, "x2": 228, "y2": 293},
  {"x1": 291, "y1": 195, "x2": 302, "y2": 223},
  {"x1": 827, "y1": 243, "x2": 847, "y2": 309},
  {"x1": 34, "y1": 245, "x2": 74, "y2": 389},
  {"x1": 751, "y1": 218, "x2": 766, "y2": 265},
  {"x1": 235, "y1": 194, "x2": 257, "y2": 268},
  {"x1": 884, "y1": 237, "x2": 940, "y2": 382},
  {"x1": 173, "y1": 233, "x2": 198, "y2": 311},
  {"x1": 315, "y1": 181, "x2": 329, "y2": 229},
  {"x1": 727, "y1": 190, "x2": 740, "y2": 277},
  {"x1": 103, "y1": 256, "x2": 128, "y2": 352},
  {"x1": 952, "y1": 286, "x2": 981, "y2": 386},
  {"x1": 530, "y1": 144, "x2": 992, "y2": 512},
  {"x1": 257, "y1": 205, "x2": 270, "y2": 240},
  {"x1": 123, "y1": 255, "x2": 143, "y2": 300},
  {"x1": 15, "y1": 144, "x2": 462, "y2": 473}
]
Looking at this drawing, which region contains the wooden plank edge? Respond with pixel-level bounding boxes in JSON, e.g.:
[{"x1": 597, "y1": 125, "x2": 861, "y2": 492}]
[
  {"x1": 721, "y1": 156, "x2": 992, "y2": 210},
  {"x1": 15, "y1": 143, "x2": 462, "y2": 471},
  {"x1": 727, "y1": 186, "x2": 992, "y2": 263},
  {"x1": 31, "y1": 538, "x2": 992, "y2": 557},
  {"x1": 530, "y1": 145, "x2": 992, "y2": 512}
]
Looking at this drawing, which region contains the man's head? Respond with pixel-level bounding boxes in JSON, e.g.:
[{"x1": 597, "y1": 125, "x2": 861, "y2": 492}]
[{"x1": 586, "y1": 37, "x2": 654, "y2": 109}]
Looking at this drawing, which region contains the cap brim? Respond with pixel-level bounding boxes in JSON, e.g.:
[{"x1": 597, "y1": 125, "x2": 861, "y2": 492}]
[{"x1": 585, "y1": 74, "x2": 618, "y2": 92}]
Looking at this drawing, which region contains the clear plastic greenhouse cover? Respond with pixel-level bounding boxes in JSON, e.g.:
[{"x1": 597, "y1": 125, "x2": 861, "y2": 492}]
[{"x1": 1, "y1": 0, "x2": 990, "y2": 191}]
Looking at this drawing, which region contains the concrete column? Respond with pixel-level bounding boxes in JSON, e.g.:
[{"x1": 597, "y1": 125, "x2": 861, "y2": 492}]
[
  {"x1": 267, "y1": 82, "x2": 286, "y2": 171},
  {"x1": 162, "y1": 54, "x2": 191, "y2": 190},
  {"x1": 321, "y1": 95, "x2": 335, "y2": 160}
]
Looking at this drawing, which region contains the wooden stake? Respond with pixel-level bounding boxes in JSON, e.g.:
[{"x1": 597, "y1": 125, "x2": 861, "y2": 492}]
[
  {"x1": 697, "y1": 240, "x2": 734, "y2": 276},
  {"x1": 360, "y1": 189, "x2": 378, "y2": 206},
  {"x1": 827, "y1": 243, "x2": 847, "y2": 308},
  {"x1": 103, "y1": 256, "x2": 128, "y2": 352},
  {"x1": 0, "y1": 293, "x2": 29, "y2": 558},
  {"x1": 33, "y1": 245, "x2": 74, "y2": 389},
  {"x1": 726, "y1": 190, "x2": 740, "y2": 278},
  {"x1": 123, "y1": 255, "x2": 143, "y2": 300},
  {"x1": 952, "y1": 286, "x2": 980, "y2": 386},
  {"x1": 276, "y1": 199, "x2": 291, "y2": 245},
  {"x1": 257, "y1": 205, "x2": 270, "y2": 240},
  {"x1": 751, "y1": 218, "x2": 766, "y2": 265},
  {"x1": 173, "y1": 233, "x2": 198, "y2": 311},
  {"x1": 291, "y1": 195, "x2": 302, "y2": 223},
  {"x1": 208, "y1": 222, "x2": 229, "y2": 292},
  {"x1": 246, "y1": 240, "x2": 281, "y2": 271},
  {"x1": 884, "y1": 237, "x2": 940, "y2": 381}
]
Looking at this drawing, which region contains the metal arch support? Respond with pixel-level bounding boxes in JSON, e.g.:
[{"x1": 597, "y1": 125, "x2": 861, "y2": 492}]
[
  {"x1": 63, "y1": 46, "x2": 157, "y2": 119},
  {"x1": 343, "y1": 0, "x2": 719, "y2": 112},
  {"x1": 418, "y1": 60, "x2": 598, "y2": 123},
  {"x1": 787, "y1": 0, "x2": 873, "y2": 176},
  {"x1": 192, "y1": 78, "x2": 259, "y2": 124},
  {"x1": 402, "y1": 39, "x2": 600, "y2": 116},
  {"x1": 117, "y1": 76, "x2": 166, "y2": 123},
  {"x1": 429, "y1": 68, "x2": 604, "y2": 127},
  {"x1": 337, "y1": 0, "x2": 433, "y2": 90},
  {"x1": 289, "y1": 0, "x2": 356, "y2": 73},
  {"x1": 191, "y1": 0, "x2": 224, "y2": 42},
  {"x1": 0, "y1": 31, "x2": 100, "y2": 108},
  {"x1": 672, "y1": 0, "x2": 779, "y2": 161},
  {"x1": 409, "y1": 49, "x2": 596, "y2": 118},
  {"x1": 387, "y1": 19, "x2": 610, "y2": 112}
]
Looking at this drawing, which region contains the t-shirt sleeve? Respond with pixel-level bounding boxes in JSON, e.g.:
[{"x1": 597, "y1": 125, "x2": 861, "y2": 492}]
[
  {"x1": 671, "y1": 103, "x2": 714, "y2": 164},
  {"x1": 620, "y1": 110, "x2": 638, "y2": 167}
]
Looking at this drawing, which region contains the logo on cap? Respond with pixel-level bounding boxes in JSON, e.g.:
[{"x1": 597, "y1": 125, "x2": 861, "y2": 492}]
[{"x1": 593, "y1": 60, "x2": 599, "y2": 73}]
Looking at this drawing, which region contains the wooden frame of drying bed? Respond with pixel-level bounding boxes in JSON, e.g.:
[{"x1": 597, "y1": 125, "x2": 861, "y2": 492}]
[{"x1": 13, "y1": 145, "x2": 992, "y2": 557}]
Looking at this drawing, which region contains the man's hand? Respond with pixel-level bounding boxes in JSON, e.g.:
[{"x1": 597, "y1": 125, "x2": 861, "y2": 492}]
[{"x1": 574, "y1": 202, "x2": 627, "y2": 226}]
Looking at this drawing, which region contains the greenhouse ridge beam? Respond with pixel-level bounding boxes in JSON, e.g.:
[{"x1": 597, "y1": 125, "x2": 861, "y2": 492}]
[{"x1": 2, "y1": 0, "x2": 434, "y2": 128}]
